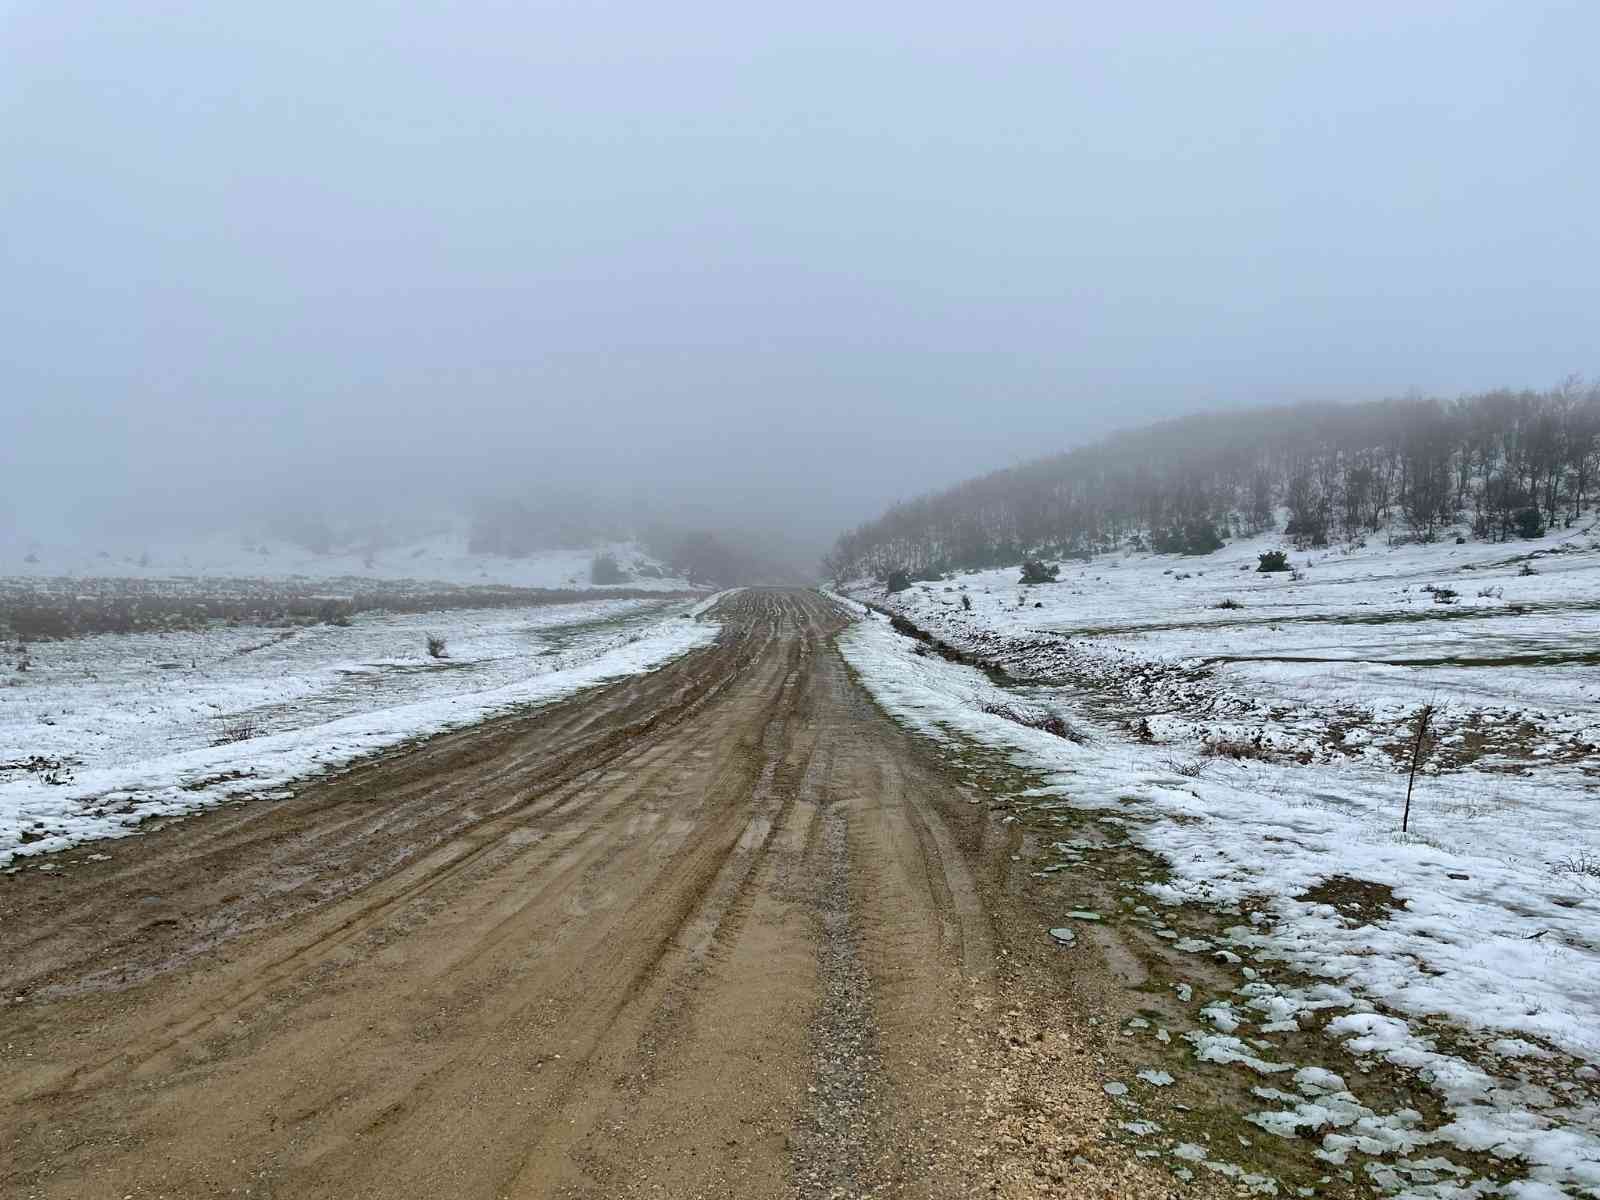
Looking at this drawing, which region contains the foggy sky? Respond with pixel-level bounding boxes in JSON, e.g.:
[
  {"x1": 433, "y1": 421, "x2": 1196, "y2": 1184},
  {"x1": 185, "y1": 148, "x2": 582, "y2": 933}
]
[{"x1": 4, "y1": 1, "x2": 1597, "y2": 556}]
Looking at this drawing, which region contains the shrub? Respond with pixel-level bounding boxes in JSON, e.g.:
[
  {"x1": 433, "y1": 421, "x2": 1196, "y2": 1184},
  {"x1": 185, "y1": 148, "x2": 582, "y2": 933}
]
[
  {"x1": 1257, "y1": 550, "x2": 1290, "y2": 573},
  {"x1": 1161, "y1": 756, "x2": 1207, "y2": 778},
  {"x1": 1213, "y1": 598, "x2": 1244, "y2": 610},
  {"x1": 1019, "y1": 559, "x2": 1059, "y2": 585},
  {"x1": 1423, "y1": 584, "x2": 1458, "y2": 605},
  {"x1": 590, "y1": 553, "x2": 628, "y2": 585},
  {"x1": 1519, "y1": 561, "x2": 1538, "y2": 576},
  {"x1": 960, "y1": 594, "x2": 972, "y2": 611},
  {"x1": 1284, "y1": 514, "x2": 1329, "y2": 548},
  {"x1": 1515, "y1": 508, "x2": 1545, "y2": 540},
  {"x1": 317, "y1": 599, "x2": 354, "y2": 627},
  {"x1": 213, "y1": 719, "x2": 259, "y2": 745},
  {"x1": 1181, "y1": 522, "x2": 1224, "y2": 555},
  {"x1": 426, "y1": 634, "x2": 448, "y2": 659},
  {"x1": 885, "y1": 569, "x2": 911, "y2": 593}
]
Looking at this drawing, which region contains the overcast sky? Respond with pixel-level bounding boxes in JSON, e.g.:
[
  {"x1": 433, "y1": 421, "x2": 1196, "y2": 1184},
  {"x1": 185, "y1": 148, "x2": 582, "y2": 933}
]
[{"x1": 3, "y1": 1, "x2": 1596, "y2": 553}]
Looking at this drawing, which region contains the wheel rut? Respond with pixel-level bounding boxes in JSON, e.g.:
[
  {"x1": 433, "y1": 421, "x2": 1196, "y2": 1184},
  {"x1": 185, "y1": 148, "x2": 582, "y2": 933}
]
[{"x1": 0, "y1": 589, "x2": 1202, "y2": 1199}]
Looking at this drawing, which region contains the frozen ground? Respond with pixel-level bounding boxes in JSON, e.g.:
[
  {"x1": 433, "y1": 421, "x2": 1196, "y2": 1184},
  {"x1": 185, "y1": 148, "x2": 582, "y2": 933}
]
[
  {"x1": 863, "y1": 522, "x2": 1600, "y2": 771},
  {"x1": 2, "y1": 594, "x2": 727, "y2": 865},
  {"x1": 836, "y1": 521, "x2": 1600, "y2": 1197}
]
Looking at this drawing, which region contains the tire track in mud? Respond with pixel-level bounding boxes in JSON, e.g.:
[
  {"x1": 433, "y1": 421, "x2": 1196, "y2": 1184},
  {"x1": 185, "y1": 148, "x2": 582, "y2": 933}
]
[
  {"x1": 1, "y1": 604, "x2": 766, "y2": 1008},
  {"x1": 0, "y1": 590, "x2": 1197, "y2": 1200},
  {"x1": 490, "y1": 625, "x2": 823, "y2": 1196},
  {"x1": 17, "y1": 606, "x2": 804, "y2": 1099}
]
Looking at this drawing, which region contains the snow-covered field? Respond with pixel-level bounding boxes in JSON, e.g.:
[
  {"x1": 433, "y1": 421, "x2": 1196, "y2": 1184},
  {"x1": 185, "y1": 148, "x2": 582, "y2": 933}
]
[
  {"x1": 837, "y1": 521, "x2": 1600, "y2": 1197},
  {"x1": 871, "y1": 524, "x2": 1600, "y2": 771},
  {"x1": 0, "y1": 528, "x2": 691, "y2": 592},
  {"x1": 3, "y1": 594, "x2": 726, "y2": 865}
]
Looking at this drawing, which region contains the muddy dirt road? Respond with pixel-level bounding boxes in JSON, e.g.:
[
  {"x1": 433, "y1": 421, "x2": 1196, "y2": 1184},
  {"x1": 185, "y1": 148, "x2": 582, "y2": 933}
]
[{"x1": 0, "y1": 590, "x2": 1190, "y2": 1199}]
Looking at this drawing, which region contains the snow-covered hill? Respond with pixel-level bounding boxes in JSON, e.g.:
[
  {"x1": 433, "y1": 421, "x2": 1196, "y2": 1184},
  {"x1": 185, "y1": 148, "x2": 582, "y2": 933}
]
[{"x1": 0, "y1": 528, "x2": 691, "y2": 592}]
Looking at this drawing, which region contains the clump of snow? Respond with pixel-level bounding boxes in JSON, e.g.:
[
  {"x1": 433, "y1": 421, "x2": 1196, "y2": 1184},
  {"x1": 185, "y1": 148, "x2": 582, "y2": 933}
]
[
  {"x1": 1202, "y1": 1002, "x2": 1242, "y2": 1033},
  {"x1": 1294, "y1": 1067, "x2": 1348, "y2": 1096},
  {"x1": 1186, "y1": 1031, "x2": 1293, "y2": 1076}
]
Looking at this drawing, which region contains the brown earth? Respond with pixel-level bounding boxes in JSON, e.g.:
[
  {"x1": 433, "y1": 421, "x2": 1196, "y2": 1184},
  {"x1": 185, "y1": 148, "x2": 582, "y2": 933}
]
[{"x1": 0, "y1": 590, "x2": 1203, "y2": 1200}]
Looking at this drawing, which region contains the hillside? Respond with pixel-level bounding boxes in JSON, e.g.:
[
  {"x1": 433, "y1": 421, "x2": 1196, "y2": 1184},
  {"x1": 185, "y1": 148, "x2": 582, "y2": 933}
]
[
  {"x1": 834, "y1": 518, "x2": 1600, "y2": 1195},
  {"x1": 822, "y1": 382, "x2": 1600, "y2": 1196},
  {"x1": 826, "y1": 384, "x2": 1600, "y2": 583},
  {"x1": 0, "y1": 525, "x2": 689, "y2": 594}
]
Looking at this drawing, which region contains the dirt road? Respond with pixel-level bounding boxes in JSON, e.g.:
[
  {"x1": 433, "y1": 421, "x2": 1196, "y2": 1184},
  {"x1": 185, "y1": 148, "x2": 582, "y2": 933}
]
[{"x1": 0, "y1": 590, "x2": 1188, "y2": 1199}]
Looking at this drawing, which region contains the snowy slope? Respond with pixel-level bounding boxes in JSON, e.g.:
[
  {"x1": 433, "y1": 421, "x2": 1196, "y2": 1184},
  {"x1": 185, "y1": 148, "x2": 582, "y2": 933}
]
[
  {"x1": 835, "y1": 607, "x2": 1600, "y2": 1197},
  {"x1": 836, "y1": 520, "x2": 1600, "y2": 1197},
  {"x1": 862, "y1": 523, "x2": 1600, "y2": 768}
]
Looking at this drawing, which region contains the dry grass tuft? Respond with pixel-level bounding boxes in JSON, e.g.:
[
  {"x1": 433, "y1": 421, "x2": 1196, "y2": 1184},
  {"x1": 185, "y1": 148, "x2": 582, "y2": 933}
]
[
  {"x1": 979, "y1": 701, "x2": 1086, "y2": 743},
  {"x1": 212, "y1": 719, "x2": 259, "y2": 745}
]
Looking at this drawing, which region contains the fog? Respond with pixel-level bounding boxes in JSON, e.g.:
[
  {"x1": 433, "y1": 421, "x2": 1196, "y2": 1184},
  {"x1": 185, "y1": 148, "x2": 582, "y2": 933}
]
[{"x1": 4, "y1": 1, "x2": 1596, "y2": 567}]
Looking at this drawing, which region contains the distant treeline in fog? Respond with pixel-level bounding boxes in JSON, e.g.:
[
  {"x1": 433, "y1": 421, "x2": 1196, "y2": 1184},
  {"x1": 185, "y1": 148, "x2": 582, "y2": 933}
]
[
  {"x1": 826, "y1": 381, "x2": 1600, "y2": 581},
  {"x1": 467, "y1": 496, "x2": 799, "y2": 589},
  {"x1": 465, "y1": 492, "x2": 630, "y2": 557}
]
